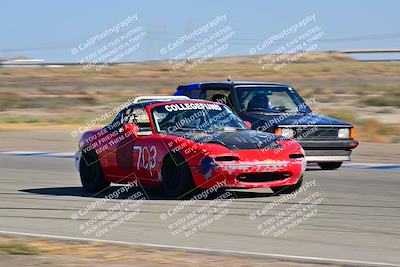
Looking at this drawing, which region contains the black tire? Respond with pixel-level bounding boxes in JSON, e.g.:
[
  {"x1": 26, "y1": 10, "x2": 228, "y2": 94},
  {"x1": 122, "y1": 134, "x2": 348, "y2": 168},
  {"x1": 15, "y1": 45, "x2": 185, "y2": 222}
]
[
  {"x1": 79, "y1": 149, "x2": 110, "y2": 193},
  {"x1": 162, "y1": 153, "x2": 194, "y2": 198},
  {"x1": 271, "y1": 176, "x2": 303, "y2": 195},
  {"x1": 318, "y1": 162, "x2": 342, "y2": 170}
]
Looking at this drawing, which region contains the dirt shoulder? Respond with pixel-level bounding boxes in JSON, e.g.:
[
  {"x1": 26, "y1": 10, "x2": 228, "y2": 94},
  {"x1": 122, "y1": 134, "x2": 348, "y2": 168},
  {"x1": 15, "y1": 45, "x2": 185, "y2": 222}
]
[
  {"x1": 0, "y1": 53, "x2": 399, "y2": 143},
  {"x1": 0, "y1": 235, "x2": 337, "y2": 267}
]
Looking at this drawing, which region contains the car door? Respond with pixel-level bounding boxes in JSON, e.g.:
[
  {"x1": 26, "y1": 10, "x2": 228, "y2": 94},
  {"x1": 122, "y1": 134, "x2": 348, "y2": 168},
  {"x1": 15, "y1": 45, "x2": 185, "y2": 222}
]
[
  {"x1": 95, "y1": 109, "x2": 132, "y2": 183},
  {"x1": 115, "y1": 107, "x2": 159, "y2": 184}
]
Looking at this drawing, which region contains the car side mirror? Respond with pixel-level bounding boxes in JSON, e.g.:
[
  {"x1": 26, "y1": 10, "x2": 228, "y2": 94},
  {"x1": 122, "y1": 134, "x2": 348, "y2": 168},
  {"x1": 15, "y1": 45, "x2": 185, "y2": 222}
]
[
  {"x1": 123, "y1": 123, "x2": 139, "y2": 138},
  {"x1": 244, "y1": 121, "x2": 252, "y2": 128}
]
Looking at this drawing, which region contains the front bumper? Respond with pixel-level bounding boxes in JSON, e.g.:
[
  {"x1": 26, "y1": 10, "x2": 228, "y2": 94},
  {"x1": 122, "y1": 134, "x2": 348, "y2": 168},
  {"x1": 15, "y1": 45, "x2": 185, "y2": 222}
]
[
  {"x1": 190, "y1": 159, "x2": 306, "y2": 189},
  {"x1": 298, "y1": 139, "x2": 358, "y2": 162}
]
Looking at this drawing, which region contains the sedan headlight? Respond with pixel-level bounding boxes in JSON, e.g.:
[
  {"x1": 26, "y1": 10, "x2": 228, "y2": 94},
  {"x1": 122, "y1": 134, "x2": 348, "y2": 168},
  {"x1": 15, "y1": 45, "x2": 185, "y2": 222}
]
[
  {"x1": 275, "y1": 128, "x2": 295, "y2": 138},
  {"x1": 338, "y1": 128, "x2": 350, "y2": 139}
]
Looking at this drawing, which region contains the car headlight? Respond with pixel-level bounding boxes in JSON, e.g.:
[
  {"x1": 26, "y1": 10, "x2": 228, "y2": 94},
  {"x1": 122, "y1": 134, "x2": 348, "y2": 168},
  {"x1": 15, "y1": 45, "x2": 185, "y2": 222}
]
[
  {"x1": 275, "y1": 128, "x2": 295, "y2": 138},
  {"x1": 198, "y1": 156, "x2": 217, "y2": 175},
  {"x1": 338, "y1": 128, "x2": 350, "y2": 139}
]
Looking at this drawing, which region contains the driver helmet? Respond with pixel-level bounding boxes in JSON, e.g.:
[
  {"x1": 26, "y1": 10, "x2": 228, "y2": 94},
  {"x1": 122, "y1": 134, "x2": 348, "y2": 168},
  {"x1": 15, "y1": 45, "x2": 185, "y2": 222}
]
[{"x1": 248, "y1": 92, "x2": 271, "y2": 110}]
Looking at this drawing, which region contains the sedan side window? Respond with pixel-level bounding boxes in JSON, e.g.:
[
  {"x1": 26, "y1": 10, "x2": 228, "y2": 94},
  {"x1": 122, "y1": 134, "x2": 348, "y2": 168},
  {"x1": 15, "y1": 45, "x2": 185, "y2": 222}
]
[
  {"x1": 204, "y1": 89, "x2": 234, "y2": 109},
  {"x1": 181, "y1": 88, "x2": 202, "y2": 98}
]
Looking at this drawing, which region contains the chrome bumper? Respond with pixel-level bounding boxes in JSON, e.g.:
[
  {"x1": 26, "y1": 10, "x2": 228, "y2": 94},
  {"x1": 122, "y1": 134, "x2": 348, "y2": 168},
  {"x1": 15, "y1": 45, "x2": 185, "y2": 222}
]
[{"x1": 306, "y1": 155, "x2": 351, "y2": 163}]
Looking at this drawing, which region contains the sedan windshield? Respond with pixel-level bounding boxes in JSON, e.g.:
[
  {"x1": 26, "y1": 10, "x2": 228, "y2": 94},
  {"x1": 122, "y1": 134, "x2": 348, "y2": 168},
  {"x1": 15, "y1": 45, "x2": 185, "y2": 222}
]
[
  {"x1": 152, "y1": 102, "x2": 246, "y2": 134},
  {"x1": 235, "y1": 86, "x2": 310, "y2": 113}
]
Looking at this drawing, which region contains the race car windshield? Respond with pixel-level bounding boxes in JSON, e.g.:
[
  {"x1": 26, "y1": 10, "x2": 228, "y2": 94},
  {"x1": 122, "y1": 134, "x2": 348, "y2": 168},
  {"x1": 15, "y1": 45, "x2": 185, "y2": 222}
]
[
  {"x1": 235, "y1": 86, "x2": 311, "y2": 113},
  {"x1": 152, "y1": 103, "x2": 247, "y2": 133}
]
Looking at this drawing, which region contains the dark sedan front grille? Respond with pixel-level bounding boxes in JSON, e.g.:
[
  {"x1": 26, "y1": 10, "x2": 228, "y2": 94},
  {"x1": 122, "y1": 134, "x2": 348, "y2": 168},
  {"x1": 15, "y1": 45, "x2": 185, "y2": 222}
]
[{"x1": 295, "y1": 127, "x2": 338, "y2": 140}]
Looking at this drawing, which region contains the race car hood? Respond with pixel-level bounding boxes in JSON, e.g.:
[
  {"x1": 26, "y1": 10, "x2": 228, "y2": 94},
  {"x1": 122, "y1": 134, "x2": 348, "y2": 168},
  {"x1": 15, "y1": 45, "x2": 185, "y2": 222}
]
[
  {"x1": 170, "y1": 129, "x2": 284, "y2": 150},
  {"x1": 239, "y1": 112, "x2": 353, "y2": 131}
]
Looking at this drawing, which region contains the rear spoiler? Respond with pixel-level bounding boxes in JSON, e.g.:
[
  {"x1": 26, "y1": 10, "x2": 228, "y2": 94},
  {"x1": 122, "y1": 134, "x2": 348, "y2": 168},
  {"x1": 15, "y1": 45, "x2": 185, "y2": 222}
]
[{"x1": 133, "y1": 96, "x2": 190, "y2": 103}]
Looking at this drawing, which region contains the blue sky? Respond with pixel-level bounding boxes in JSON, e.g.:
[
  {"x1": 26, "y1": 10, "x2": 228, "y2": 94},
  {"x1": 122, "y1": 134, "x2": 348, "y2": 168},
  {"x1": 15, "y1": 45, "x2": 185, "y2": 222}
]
[{"x1": 1, "y1": 0, "x2": 399, "y2": 62}]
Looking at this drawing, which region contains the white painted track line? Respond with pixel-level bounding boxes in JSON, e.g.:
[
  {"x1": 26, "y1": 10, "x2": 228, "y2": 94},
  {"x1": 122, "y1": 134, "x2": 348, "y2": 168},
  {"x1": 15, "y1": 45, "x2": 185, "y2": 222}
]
[{"x1": 0, "y1": 230, "x2": 398, "y2": 267}]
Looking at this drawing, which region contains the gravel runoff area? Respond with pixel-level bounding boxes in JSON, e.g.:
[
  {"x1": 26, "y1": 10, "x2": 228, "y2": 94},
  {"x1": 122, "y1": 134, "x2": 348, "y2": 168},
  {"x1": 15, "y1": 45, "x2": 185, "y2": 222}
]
[{"x1": 0, "y1": 235, "x2": 340, "y2": 267}]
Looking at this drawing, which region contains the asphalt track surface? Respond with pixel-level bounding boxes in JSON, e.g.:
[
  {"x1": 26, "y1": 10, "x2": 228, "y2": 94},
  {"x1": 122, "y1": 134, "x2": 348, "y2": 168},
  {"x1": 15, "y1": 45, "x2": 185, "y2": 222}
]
[{"x1": 0, "y1": 155, "x2": 399, "y2": 266}]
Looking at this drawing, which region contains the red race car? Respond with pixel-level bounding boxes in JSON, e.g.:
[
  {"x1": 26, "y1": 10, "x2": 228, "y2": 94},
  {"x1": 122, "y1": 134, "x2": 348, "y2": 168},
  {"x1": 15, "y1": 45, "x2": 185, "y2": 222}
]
[{"x1": 76, "y1": 96, "x2": 306, "y2": 197}]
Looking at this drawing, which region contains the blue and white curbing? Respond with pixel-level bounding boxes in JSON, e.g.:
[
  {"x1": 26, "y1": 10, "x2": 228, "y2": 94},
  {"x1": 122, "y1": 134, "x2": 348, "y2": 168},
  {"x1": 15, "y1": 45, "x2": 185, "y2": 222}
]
[{"x1": 341, "y1": 163, "x2": 400, "y2": 170}]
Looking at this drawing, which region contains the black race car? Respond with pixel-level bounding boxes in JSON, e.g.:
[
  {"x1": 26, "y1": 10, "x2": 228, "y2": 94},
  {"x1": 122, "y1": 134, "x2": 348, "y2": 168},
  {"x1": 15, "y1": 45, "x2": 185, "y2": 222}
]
[{"x1": 174, "y1": 81, "x2": 359, "y2": 170}]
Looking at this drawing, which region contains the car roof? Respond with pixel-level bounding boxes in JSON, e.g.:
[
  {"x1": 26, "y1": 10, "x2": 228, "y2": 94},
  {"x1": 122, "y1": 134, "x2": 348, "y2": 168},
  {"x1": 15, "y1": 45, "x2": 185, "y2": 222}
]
[
  {"x1": 127, "y1": 99, "x2": 220, "y2": 109},
  {"x1": 177, "y1": 81, "x2": 290, "y2": 90}
]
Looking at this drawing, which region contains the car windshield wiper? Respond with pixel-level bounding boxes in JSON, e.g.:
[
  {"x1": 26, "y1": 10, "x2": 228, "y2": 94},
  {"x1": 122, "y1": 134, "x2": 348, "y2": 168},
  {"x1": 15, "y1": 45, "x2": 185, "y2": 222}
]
[
  {"x1": 222, "y1": 127, "x2": 239, "y2": 131},
  {"x1": 272, "y1": 106, "x2": 291, "y2": 112},
  {"x1": 247, "y1": 108, "x2": 280, "y2": 113},
  {"x1": 271, "y1": 106, "x2": 309, "y2": 114},
  {"x1": 179, "y1": 127, "x2": 200, "y2": 131}
]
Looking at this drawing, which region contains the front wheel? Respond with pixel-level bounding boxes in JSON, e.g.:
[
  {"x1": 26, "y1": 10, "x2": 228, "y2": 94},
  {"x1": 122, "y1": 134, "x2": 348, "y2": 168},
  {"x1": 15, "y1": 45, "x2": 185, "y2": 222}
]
[
  {"x1": 79, "y1": 149, "x2": 110, "y2": 193},
  {"x1": 162, "y1": 153, "x2": 194, "y2": 198},
  {"x1": 271, "y1": 176, "x2": 303, "y2": 195},
  {"x1": 318, "y1": 162, "x2": 342, "y2": 170}
]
